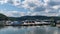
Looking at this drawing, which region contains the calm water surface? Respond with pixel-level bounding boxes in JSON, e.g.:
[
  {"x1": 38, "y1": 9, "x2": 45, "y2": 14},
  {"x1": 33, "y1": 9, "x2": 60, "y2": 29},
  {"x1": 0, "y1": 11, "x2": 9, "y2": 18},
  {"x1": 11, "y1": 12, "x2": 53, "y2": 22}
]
[{"x1": 0, "y1": 26, "x2": 60, "y2": 34}]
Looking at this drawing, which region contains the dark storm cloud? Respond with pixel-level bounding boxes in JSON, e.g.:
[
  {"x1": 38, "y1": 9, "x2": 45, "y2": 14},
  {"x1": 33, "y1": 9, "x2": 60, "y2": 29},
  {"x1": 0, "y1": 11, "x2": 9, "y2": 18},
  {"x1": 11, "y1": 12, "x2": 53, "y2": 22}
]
[
  {"x1": 48, "y1": 8, "x2": 59, "y2": 13},
  {"x1": 48, "y1": 1, "x2": 60, "y2": 6},
  {"x1": 28, "y1": 3, "x2": 36, "y2": 7},
  {"x1": 33, "y1": 6, "x2": 46, "y2": 12}
]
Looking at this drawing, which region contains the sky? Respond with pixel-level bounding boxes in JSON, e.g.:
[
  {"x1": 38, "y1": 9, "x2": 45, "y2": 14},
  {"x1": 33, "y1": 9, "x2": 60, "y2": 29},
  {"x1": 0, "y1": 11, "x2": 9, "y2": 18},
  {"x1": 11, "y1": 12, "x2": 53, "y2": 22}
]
[{"x1": 0, "y1": 0, "x2": 60, "y2": 17}]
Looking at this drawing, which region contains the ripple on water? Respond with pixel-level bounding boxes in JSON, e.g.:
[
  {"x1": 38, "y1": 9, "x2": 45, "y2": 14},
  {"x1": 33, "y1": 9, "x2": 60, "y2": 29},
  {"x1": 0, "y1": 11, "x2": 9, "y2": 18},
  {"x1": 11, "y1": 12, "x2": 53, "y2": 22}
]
[{"x1": 0, "y1": 26, "x2": 59, "y2": 34}]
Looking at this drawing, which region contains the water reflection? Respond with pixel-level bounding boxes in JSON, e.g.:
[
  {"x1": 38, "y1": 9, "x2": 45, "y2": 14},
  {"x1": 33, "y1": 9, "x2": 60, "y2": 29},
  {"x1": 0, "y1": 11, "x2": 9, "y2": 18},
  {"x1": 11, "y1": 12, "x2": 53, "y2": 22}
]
[{"x1": 0, "y1": 26, "x2": 59, "y2": 34}]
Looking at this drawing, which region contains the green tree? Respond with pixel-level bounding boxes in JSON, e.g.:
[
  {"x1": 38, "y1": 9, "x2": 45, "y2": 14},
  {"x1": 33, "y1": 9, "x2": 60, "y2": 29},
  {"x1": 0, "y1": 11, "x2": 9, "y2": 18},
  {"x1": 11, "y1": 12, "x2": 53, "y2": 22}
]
[{"x1": 50, "y1": 17, "x2": 56, "y2": 27}]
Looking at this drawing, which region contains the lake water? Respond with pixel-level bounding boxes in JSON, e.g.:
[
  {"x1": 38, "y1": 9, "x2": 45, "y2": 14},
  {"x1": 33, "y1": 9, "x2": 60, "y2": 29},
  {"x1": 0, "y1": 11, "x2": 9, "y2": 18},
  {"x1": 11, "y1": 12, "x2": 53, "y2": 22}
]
[{"x1": 0, "y1": 26, "x2": 60, "y2": 34}]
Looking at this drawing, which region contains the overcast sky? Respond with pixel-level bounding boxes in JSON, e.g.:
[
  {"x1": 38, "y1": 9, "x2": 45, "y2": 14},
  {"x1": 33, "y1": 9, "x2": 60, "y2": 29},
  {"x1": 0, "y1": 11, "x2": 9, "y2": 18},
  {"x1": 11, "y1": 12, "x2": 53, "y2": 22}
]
[{"x1": 0, "y1": 0, "x2": 60, "y2": 17}]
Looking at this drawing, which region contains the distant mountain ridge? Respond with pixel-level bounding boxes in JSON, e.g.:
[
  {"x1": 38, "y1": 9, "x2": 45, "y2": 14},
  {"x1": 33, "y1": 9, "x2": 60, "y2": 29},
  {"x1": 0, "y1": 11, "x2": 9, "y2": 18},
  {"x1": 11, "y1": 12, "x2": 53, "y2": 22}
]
[
  {"x1": 0, "y1": 14, "x2": 8, "y2": 20},
  {"x1": 19, "y1": 16, "x2": 60, "y2": 21},
  {"x1": 0, "y1": 14, "x2": 60, "y2": 21}
]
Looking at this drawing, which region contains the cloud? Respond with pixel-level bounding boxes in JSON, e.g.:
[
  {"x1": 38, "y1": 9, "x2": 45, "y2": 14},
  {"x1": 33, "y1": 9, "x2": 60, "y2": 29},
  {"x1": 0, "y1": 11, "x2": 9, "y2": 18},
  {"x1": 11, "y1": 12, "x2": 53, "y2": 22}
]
[
  {"x1": 8, "y1": 0, "x2": 21, "y2": 6},
  {"x1": 33, "y1": 6, "x2": 45, "y2": 12},
  {"x1": 0, "y1": 0, "x2": 60, "y2": 17},
  {"x1": 22, "y1": 0, "x2": 44, "y2": 10},
  {"x1": 48, "y1": 0, "x2": 60, "y2": 6},
  {"x1": 0, "y1": 10, "x2": 27, "y2": 17},
  {"x1": 0, "y1": 0, "x2": 8, "y2": 4},
  {"x1": 52, "y1": 5, "x2": 60, "y2": 9},
  {"x1": 21, "y1": 0, "x2": 60, "y2": 16}
]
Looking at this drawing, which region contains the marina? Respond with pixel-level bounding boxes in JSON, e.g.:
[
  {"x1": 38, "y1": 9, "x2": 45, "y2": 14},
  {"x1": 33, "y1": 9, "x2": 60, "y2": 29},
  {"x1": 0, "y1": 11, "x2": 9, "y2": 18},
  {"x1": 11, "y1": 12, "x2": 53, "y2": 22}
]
[{"x1": 0, "y1": 20, "x2": 59, "y2": 28}]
